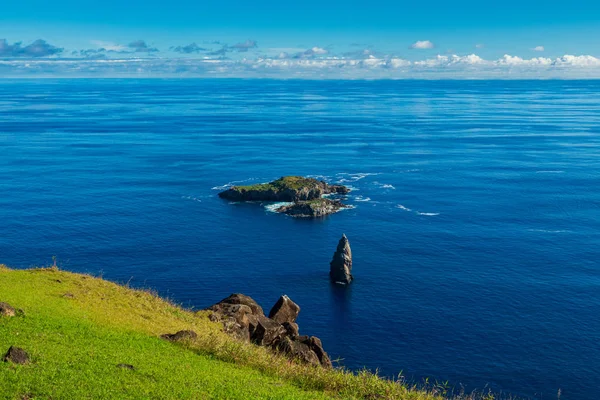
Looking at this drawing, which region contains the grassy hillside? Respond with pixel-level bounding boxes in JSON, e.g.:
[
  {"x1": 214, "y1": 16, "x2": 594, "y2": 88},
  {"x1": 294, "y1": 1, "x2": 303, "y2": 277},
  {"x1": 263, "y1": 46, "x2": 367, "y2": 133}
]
[{"x1": 0, "y1": 265, "x2": 481, "y2": 399}]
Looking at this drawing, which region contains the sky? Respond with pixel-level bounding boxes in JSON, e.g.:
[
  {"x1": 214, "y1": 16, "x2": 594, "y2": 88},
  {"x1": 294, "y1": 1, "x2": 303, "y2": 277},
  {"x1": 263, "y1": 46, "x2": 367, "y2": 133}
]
[{"x1": 2, "y1": 0, "x2": 600, "y2": 78}]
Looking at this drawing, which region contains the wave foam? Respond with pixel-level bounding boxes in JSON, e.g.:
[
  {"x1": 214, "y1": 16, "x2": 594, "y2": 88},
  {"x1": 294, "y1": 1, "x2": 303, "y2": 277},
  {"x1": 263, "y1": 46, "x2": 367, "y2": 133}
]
[
  {"x1": 528, "y1": 229, "x2": 571, "y2": 233},
  {"x1": 354, "y1": 196, "x2": 371, "y2": 202},
  {"x1": 211, "y1": 177, "x2": 260, "y2": 190},
  {"x1": 182, "y1": 195, "x2": 202, "y2": 203},
  {"x1": 397, "y1": 204, "x2": 412, "y2": 212},
  {"x1": 264, "y1": 202, "x2": 293, "y2": 213},
  {"x1": 416, "y1": 212, "x2": 440, "y2": 216}
]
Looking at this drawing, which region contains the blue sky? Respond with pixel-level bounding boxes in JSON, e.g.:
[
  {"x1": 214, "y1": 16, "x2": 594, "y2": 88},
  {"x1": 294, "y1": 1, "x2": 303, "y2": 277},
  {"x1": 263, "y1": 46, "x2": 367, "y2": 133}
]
[{"x1": 2, "y1": 0, "x2": 600, "y2": 78}]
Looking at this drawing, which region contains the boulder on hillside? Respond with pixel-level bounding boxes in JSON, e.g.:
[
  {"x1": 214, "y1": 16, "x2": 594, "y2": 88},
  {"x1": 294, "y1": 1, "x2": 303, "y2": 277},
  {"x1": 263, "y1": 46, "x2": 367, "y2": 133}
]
[
  {"x1": 282, "y1": 322, "x2": 299, "y2": 338},
  {"x1": 0, "y1": 302, "x2": 16, "y2": 317},
  {"x1": 209, "y1": 294, "x2": 264, "y2": 316},
  {"x1": 277, "y1": 337, "x2": 320, "y2": 366},
  {"x1": 248, "y1": 314, "x2": 287, "y2": 347},
  {"x1": 160, "y1": 330, "x2": 198, "y2": 342},
  {"x1": 330, "y1": 234, "x2": 353, "y2": 285},
  {"x1": 303, "y1": 336, "x2": 332, "y2": 368},
  {"x1": 206, "y1": 294, "x2": 332, "y2": 368},
  {"x1": 3, "y1": 346, "x2": 29, "y2": 364},
  {"x1": 268, "y1": 295, "x2": 300, "y2": 324}
]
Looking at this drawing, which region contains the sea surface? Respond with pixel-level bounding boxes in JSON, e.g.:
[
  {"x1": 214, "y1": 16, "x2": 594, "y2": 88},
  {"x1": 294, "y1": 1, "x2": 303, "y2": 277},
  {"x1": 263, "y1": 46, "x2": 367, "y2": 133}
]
[{"x1": 1, "y1": 79, "x2": 599, "y2": 399}]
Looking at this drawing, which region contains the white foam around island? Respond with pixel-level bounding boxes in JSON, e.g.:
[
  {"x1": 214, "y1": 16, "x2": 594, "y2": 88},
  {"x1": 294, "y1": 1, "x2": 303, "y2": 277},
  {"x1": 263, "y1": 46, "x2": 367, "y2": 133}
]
[{"x1": 264, "y1": 202, "x2": 293, "y2": 213}]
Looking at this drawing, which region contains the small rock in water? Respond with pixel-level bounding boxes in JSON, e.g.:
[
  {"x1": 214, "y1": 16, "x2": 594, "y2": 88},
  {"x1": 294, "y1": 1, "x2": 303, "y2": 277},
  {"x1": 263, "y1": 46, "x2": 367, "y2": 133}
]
[
  {"x1": 3, "y1": 346, "x2": 30, "y2": 364},
  {"x1": 329, "y1": 234, "x2": 353, "y2": 284}
]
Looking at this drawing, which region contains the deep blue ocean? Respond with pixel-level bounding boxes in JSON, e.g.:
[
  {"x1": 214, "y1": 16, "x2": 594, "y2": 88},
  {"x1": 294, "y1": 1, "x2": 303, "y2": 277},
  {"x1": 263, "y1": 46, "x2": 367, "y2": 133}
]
[{"x1": 1, "y1": 79, "x2": 599, "y2": 399}]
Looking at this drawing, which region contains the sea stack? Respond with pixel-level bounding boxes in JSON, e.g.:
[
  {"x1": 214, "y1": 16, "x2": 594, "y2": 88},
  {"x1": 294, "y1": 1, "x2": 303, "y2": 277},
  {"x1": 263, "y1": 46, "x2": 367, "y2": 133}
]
[{"x1": 329, "y1": 234, "x2": 353, "y2": 284}]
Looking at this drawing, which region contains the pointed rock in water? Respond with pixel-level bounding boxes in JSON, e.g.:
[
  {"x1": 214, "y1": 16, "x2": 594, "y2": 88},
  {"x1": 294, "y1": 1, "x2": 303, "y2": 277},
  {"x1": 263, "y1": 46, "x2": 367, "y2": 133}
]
[{"x1": 329, "y1": 234, "x2": 353, "y2": 284}]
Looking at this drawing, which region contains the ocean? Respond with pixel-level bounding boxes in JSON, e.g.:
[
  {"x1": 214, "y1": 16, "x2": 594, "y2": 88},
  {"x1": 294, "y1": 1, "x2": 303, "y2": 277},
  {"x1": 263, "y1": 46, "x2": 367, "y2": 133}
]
[{"x1": 1, "y1": 79, "x2": 598, "y2": 399}]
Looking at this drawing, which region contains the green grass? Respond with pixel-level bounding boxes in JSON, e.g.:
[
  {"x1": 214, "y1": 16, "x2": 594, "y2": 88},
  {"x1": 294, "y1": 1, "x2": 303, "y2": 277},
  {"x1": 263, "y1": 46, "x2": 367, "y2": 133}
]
[
  {"x1": 232, "y1": 176, "x2": 324, "y2": 192},
  {"x1": 0, "y1": 265, "x2": 489, "y2": 400}
]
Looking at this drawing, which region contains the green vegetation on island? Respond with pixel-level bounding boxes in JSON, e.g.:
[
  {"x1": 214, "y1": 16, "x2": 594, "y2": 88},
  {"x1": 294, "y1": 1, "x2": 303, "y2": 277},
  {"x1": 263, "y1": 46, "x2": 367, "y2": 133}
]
[
  {"x1": 218, "y1": 176, "x2": 350, "y2": 202},
  {"x1": 0, "y1": 264, "x2": 493, "y2": 399}
]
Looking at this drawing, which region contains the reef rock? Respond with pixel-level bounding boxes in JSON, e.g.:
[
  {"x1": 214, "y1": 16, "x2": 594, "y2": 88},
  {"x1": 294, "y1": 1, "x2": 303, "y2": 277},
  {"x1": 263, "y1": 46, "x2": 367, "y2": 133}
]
[
  {"x1": 276, "y1": 198, "x2": 350, "y2": 218},
  {"x1": 330, "y1": 234, "x2": 353, "y2": 284}
]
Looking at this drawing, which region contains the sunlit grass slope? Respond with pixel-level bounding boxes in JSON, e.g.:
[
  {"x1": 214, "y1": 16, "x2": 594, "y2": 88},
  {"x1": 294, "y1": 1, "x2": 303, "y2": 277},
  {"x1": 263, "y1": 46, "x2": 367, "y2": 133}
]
[{"x1": 0, "y1": 265, "x2": 469, "y2": 399}]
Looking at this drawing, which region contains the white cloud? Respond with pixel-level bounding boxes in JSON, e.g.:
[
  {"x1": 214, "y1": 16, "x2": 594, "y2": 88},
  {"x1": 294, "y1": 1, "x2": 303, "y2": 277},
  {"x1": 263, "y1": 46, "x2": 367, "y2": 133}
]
[
  {"x1": 3, "y1": 53, "x2": 600, "y2": 79},
  {"x1": 475, "y1": 44, "x2": 484, "y2": 49},
  {"x1": 310, "y1": 47, "x2": 328, "y2": 55},
  {"x1": 532, "y1": 46, "x2": 545, "y2": 52},
  {"x1": 90, "y1": 40, "x2": 127, "y2": 52},
  {"x1": 410, "y1": 40, "x2": 434, "y2": 49}
]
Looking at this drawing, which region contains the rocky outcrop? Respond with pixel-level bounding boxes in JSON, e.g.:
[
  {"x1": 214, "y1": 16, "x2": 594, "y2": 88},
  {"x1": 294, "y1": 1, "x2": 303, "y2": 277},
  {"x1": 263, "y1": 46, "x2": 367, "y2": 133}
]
[
  {"x1": 209, "y1": 293, "x2": 264, "y2": 316},
  {"x1": 218, "y1": 176, "x2": 350, "y2": 202},
  {"x1": 0, "y1": 302, "x2": 16, "y2": 317},
  {"x1": 3, "y1": 346, "x2": 29, "y2": 364},
  {"x1": 206, "y1": 294, "x2": 331, "y2": 368},
  {"x1": 276, "y1": 198, "x2": 350, "y2": 218},
  {"x1": 330, "y1": 234, "x2": 353, "y2": 284}
]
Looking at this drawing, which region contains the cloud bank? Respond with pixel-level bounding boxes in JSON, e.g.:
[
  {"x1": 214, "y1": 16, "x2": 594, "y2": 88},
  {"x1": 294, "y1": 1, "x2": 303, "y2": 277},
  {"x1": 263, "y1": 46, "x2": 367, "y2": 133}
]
[
  {"x1": 3, "y1": 53, "x2": 600, "y2": 79},
  {"x1": 171, "y1": 43, "x2": 207, "y2": 54},
  {"x1": 0, "y1": 39, "x2": 63, "y2": 57}
]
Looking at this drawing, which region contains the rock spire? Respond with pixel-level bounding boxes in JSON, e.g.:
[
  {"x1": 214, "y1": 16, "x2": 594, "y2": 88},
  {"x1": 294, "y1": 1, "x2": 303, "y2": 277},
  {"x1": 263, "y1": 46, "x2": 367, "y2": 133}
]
[{"x1": 329, "y1": 234, "x2": 353, "y2": 284}]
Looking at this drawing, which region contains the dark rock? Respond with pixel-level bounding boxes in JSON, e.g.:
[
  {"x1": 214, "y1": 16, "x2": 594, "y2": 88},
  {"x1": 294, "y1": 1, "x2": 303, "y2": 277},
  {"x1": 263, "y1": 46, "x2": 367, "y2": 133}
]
[
  {"x1": 206, "y1": 294, "x2": 332, "y2": 368},
  {"x1": 276, "y1": 198, "x2": 350, "y2": 218},
  {"x1": 277, "y1": 337, "x2": 320, "y2": 366},
  {"x1": 330, "y1": 234, "x2": 353, "y2": 284},
  {"x1": 209, "y1": 294, "x2": 264, "y2": 316},
  {"x1": 296, "y1": 335, "x2": 309, "y2": 343},
  {"x1": 218, "y1": 176, "x2": 350, "y2": 203},
  {"x1": 3, "y1": 346, "x2": 29, "y2": 364},
  {"x1": 0, "y1": 302, "x2": 16, "y2": 317},
  {"x1": 209, "y1": 303, "x2": 253, "y2": 326},
  {"x1": 160, "y1": 330, "x2": 198, "y2": 342},
  {"x1": 306, "y1": 336, "x2": 332, "y2": 368},
  {"x1": 282, "y1": 322, "x2": 299, "y2": 338},
  {"x1": 222, "y1": 317, "x2": 251, "y2": 342},
  {"x1": 248, "y1": 315, "x2": 287, "y2": 347},
  {"x1": 268, "y1": 295, "x2": 300, "y2": 324},
  {"x1": 116, "y1": 363, "x2": 135, "y2": 370}
]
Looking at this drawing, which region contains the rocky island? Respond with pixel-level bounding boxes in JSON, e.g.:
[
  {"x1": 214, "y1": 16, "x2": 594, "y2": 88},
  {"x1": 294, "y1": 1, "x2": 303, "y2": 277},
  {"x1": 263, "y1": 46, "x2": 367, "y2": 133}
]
[{"x1": 218, "y1": 176, "x2": 351, "y2": 218}]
